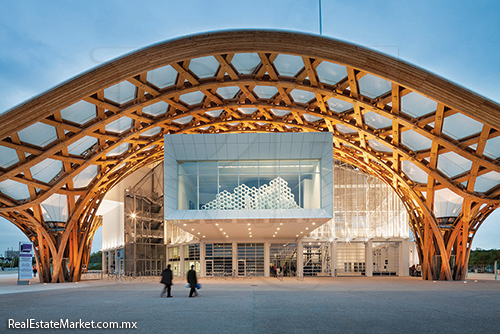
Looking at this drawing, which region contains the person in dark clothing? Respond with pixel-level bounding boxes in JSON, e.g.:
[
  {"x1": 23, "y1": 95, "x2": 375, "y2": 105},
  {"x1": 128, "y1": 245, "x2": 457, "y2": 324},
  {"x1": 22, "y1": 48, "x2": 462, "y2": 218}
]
[
  {"x1": 187, "y1": 265, "x2": 198, "y2": 298},
  {"x1": 160, "y1": 264, "x2": 173, "y2": 298}
]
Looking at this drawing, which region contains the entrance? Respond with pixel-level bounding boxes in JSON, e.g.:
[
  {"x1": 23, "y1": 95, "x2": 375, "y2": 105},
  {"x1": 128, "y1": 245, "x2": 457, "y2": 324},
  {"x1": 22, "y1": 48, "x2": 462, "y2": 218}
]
[
  {"x1": 270, "y1": 243, "x2": 297, "y2": 277},
  {"x1": 373, "y1": 242, "x2": 399, "y2": 276},
  {"x1": 337, "y1": 242, "x2": 366, "y2": 276}
]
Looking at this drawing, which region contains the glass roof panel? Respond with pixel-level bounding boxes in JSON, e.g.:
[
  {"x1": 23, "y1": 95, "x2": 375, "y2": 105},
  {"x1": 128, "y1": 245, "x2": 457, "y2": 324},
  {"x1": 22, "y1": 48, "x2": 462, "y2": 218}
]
[
  {"x1": 217, "y1": 86, "x2": 240, "y2": 100},
  {"x1": 18, "y1": 122, "x2": 57, "y2": 147},
  {"x1": 442, "y1": 113, "x2": 482, "y2": 140},
  {"x1": 0, "y1": 179, "x2": 30, "y2": 200},
  {"x1": 474, "y1": 171, "x2": 500, "y2": 193},
  {"x1": 173, "y1": 115, "x2": 193, "y2": 125},
  {"x1": 335, "y1": 124, "x2": 356, "y2": 134},
  {"x1": 73, "y1": 165, "x2": 98, "y2": 188},
  {"x1": 107, "y1": 143, "x2": 129, "y2": 157},
  {"x1": 104, "y1": 81, "x2": 136, "y2": 104},
  {"x1": 274, "y1": 54, "x2": 303, "y2": 77},
  {"x1": 401, "y1": 92, "x2": 437, "y2": 118},
  {"x1": 67, "y1": 136, "x2": 97, "y2": 156},
  {"x1": 401, "y1": 130, "x2": 432, "y2": 151},
  {"x1": 483, "y1": 136, "x2": 500, "y2": 159},
  {"x1": 41, "y1": 194, "x2": 68, "y2": 222},
  {"x1": 189, "y1": 56, "x2": 219, "y2": 78},
  {"x1": 253, "y1": 86, "x2": 278, "y2": 99},
  {"x1": 402, "y1": 160, "x2": 427, "y2": 184},
  {"x1": 0, "y1": 146, "x2": 19, "y2": 169},
  {"x1": 179, "y1": 91, "x2": 204, "y2": 105},
  {"x1": 105, "y1": 117, "x2": 133, "y2": 134},
  {"x1": 238, "y1": 108, "x2": 256, "y2": 115},
  {"x1": 364, "y1": 111, "x2": 392, "y2": 129},
  {"x1": 316, "y1": 61, "x2": 347, "y2": 86},
  {"x1": 437, "y1": 152, "x2": 472, "y2": 178},
  {"x1": 303, "y1": 114, "x2": 322, "y2": 122},
  {"x1": 368, "y1": 139, "x2": 392, "y2": 153},
  {"x1": 143, "y1": 101, "x2": 168, "y2": 117},
  {"x1": 433, "y1": 188, "x2": 463, "y2": 218},
  {"x1": 327, "y1": 98, "x2": 352, "y2": 113},
  {"x1": 30, "y1": 159, "x2": 63, "y2": 183},
  {"x1": 271, "y1": 109, "x2": 288, "y2": 117},
  {"x1": 290, "y1": 89, "x2": 315, "y2": 103},
  {"x1": 140, "y1": 127, "x2": 161, "y2": 137},
  {"x1": 147, "y1": 65, "x2": 177, "y2": 89},
  {"x1": 358, "y1": 74, "x2": 391, "y2": 99},
  {"x1": 205, "y1": 110, "x2": 223, "y2": 117},
  {"x1": 60, "y1": 100, "x2": 96, "y2": 125},
  {"x1": 231, "y1": 53, "x2": 261, "y2": 74}
]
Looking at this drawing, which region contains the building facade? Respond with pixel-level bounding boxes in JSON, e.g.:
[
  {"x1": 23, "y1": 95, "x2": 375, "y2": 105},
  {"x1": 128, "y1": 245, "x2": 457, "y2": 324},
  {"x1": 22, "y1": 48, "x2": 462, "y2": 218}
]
[{"x1": 103, "y1": 132, "x2": 410, "y2": 278}]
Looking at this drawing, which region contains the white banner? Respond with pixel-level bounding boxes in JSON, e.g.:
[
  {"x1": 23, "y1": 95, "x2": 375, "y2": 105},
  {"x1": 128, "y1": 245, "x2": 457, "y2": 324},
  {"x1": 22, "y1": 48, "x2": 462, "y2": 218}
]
[{"x1": 18, "y1": 242, "x2": 33, "y2": 280}]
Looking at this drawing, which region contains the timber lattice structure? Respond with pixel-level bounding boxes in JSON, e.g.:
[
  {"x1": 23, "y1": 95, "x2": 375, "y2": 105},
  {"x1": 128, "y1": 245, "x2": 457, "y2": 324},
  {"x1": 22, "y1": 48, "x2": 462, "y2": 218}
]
[{"x1": 1, "y1": 30, "x2": 500, "y2": 282}]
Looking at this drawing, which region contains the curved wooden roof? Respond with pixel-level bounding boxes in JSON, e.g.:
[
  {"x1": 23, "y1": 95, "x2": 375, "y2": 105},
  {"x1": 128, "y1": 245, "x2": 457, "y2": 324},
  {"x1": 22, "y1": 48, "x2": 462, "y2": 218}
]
[{"x1": 1, "y1": 30, "x2": 499, "y2": 249}]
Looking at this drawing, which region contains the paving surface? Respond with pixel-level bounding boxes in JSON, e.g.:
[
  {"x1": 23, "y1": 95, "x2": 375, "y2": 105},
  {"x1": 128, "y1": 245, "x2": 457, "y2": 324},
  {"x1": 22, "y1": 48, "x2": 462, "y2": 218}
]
[{"x1": 0, "y1": 274, "x2": 499, "y2": 333}]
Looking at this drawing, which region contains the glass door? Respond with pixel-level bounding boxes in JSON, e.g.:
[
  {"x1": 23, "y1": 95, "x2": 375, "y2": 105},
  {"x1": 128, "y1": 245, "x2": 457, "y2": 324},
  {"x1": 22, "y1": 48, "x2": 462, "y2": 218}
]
[{"x1": 238, "y1": 260, "x2": 246, "y2": 277}]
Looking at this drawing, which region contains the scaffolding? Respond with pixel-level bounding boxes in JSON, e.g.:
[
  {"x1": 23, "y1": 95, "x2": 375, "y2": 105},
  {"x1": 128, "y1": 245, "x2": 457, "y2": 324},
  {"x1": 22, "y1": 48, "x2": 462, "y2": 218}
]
[{"x1": 123, "y1": 162, "x2": 166, "y2": 275}]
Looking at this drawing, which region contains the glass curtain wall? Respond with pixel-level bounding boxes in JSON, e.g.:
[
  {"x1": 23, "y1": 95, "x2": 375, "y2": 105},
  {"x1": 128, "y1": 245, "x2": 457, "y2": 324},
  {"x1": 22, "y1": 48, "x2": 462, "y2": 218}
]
[
  {"x1": 205, "y1": 243, "x2": 232, "y2": 276},
  {"x1": 178, "y1": 160, "x2": 320, "y2": 210},
  {"x1": 184, "y1": 244, "x2": 200, "y2": 275},
  {"x1": 168, "y1": 247, "x2": 181, "y2": 276},
  {"x1": 337, "y1": 242, "x2": 366, "y2": 276},
  {"x1": 237, "y1": 243, "x2": 265, "y2": 277},
  {"x1": 309, "y1": 161, "x2": 408, "y2": 239}
]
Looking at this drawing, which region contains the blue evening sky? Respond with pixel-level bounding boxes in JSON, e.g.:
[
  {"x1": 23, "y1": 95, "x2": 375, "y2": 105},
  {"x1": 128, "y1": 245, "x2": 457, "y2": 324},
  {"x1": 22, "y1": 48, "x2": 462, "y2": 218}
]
[{"x1": 0, "y1": 0, "x2": 499, "y2": 253}]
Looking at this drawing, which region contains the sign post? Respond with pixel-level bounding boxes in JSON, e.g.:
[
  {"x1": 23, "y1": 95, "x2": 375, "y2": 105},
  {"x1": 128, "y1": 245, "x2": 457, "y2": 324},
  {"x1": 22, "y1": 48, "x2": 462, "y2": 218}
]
[{"x1": 18, "y1": 242, "x2": 33, "y2": 285}]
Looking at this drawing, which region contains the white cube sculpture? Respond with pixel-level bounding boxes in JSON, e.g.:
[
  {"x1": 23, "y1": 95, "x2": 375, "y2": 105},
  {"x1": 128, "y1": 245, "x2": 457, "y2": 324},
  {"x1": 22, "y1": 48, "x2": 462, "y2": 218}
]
[{"x1": 201, "y1": 177, "x2": 299, "y2": 210}]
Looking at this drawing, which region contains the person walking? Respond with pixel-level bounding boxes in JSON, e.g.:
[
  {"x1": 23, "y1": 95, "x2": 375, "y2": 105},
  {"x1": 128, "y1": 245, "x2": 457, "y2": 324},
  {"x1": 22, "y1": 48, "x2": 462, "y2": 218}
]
[
  {"x1": 160, "y1": 264, "x2": 173, "y2": 298},
  {"x1": 187, "y1": 265, "x2": 198, "y2": 298}
]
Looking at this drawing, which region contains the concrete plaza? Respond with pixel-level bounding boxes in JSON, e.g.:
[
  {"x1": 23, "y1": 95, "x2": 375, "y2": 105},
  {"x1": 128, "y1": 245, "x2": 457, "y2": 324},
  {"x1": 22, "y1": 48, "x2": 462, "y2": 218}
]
[{"x1": 0, "y1": 273, "x2": 499, "y2": 333}]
